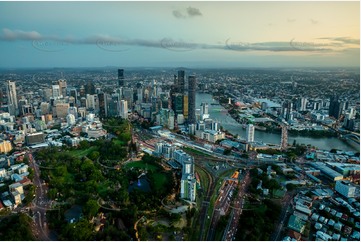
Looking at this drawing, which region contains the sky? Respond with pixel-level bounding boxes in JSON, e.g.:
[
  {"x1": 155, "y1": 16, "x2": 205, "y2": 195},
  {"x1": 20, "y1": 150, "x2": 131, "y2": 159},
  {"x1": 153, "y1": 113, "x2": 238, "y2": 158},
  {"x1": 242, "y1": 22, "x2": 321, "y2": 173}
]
[{"x1": 0, "y1": 1, "x2": 359, "y2": 68}]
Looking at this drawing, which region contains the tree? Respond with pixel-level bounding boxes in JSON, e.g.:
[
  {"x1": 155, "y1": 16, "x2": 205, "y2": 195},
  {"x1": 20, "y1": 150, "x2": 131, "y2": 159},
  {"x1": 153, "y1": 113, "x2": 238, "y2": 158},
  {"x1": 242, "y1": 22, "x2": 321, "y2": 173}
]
[
  {"x1": 223, "y1": 149, "x2": 232, "y2": 156},
  {"x1": 241, "y1": 153, "x2": 249, "y2": 159},
  {"x1": 83, "y1": 199, "x2": 100, "y2": 219},
  {"x1": 88, "y1": 151, "x2": 100, "y2": 161},
  {"x1": 60, "y1": 219, "x2": 94, "y2": 240},
  {"x1": 286, "y1": 183, "x2": 297, "y2": 191},
  {"x1": 79, "y1": 140, "x2": 90, "y2": 149},
  {"x1": 330, "y1": 148, "x2": 338, "y2": 153},
  {"x1": 0, "y1": 214, "x2": 35, "y2": 240}
]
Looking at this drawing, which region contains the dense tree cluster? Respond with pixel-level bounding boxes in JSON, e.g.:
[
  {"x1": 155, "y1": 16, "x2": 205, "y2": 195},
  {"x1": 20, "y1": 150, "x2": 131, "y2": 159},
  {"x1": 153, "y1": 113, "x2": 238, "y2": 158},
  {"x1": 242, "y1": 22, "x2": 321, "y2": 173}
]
[
  {"x1": 32, "y1": 118, "x2": 177, "y2": 240},
  {"x1": 235, "y1": 199, "x2": 281, "y2": 240},
  {"x1": 0, "y1": 214, "x2": 35, "y2": 240}
]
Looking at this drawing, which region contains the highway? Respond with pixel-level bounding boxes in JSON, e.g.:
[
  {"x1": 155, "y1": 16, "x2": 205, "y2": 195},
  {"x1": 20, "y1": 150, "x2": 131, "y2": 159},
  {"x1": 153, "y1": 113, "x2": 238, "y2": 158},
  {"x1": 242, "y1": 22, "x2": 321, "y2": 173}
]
[
  {"x1": 196, "y1": 164, "x2": 215, "y2": 241},
  {"x1": 270, "y1": 190, "x2": 295, "y2": 241},
  {"x1": 27, "y1": 152, "x2": 57, "y2": 241},
  {"x1": 223, "y1": 170, "x2": 251, "y2": 241},
  {"x1": 206, "y1": 171, "x2": 241, "y2": 241}
]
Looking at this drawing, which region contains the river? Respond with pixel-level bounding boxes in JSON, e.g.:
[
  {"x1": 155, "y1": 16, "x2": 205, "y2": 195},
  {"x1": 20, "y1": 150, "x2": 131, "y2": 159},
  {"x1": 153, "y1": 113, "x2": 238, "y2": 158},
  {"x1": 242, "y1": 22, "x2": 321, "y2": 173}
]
[{"x1": 196, "y1": 93, "x2": 359, "y2": 152}]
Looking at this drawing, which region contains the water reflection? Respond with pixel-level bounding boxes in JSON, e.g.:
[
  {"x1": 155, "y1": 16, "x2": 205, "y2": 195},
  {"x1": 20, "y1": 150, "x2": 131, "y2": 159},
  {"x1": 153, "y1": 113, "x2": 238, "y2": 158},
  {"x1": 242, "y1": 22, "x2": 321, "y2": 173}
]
[{"x1": 196, "y1": 93, "x2": 358, "y2": 152}]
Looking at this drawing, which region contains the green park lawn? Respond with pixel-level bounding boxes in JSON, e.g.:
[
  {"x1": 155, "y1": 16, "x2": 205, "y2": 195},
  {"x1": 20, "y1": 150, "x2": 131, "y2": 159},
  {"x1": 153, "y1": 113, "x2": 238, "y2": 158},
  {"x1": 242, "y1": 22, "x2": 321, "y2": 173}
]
[
  {"x1": 152, "y1": 173, "x2": 168, "y2": 191},
  {"x1": 125, "y1": 161, "x2": 168, "y2": 191},
  {"x1": 66, "y1": 146, "x2": 97, "y2": 158},
  {"x1": 124, "y1": 161, "x2": 158, "y2": 172},
  {"x1": 112, "y1": 139, "x2": 126, "y2": 146}
]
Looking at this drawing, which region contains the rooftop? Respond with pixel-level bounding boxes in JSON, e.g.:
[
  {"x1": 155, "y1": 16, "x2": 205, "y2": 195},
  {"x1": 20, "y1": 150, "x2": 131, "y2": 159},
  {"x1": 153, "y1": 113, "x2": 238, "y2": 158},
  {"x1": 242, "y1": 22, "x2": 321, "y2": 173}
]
[{"x1": 287, "y1": 215, "x2": 306, "y2": 234}]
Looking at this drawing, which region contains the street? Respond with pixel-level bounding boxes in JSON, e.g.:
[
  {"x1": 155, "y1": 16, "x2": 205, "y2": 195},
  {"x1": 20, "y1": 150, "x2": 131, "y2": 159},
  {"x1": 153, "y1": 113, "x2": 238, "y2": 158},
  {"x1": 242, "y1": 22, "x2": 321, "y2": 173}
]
[{"x1": 27, "y1": 152, "x2": 57, "y2": 241}]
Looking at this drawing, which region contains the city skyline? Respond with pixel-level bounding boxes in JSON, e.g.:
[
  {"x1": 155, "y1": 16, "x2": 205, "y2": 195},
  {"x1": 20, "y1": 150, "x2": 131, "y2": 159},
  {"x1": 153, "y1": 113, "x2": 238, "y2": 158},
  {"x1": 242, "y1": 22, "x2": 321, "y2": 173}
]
[{"x1": 0, "y1": 1, "x2": 359, "y2": 68}]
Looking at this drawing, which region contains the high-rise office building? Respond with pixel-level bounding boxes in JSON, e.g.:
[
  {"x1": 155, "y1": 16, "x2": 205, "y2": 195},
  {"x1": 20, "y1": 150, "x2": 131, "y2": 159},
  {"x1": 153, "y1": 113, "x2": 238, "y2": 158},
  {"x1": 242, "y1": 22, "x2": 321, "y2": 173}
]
[
  {"x1": 177, "y1": 70, "x2": 185, "y2": 93},
  {"x1": 6, "y1": 80, "x2": 18, "y2": 116},
  {"x1": 246, "y1": 124, "x2": 255, "y2": 142},
  {"x1": 98, "y1": 93, "x2": 107, "y2": 117},
  {"x1": 69, "y1": 88, "x2": 78, "y2": 104},
  {"x1": 55, "y1": 103, "x2": 70, "y2": 118},
  {"x1": 107, "y1": 93, "x2": 120, "y2": 117},
  {"x1": 40, "y1": 102, "x2": 50, "y2": 115},
  {"x1": 118, "y1": 69, "x2": 125, "y2": 87},
  {"x1": 58, "y1": 79, "x2": 67, "y2": 97},
  {"x1": 298, "y1": 98, "x2": 307, "y2": 111},
  {"x1": 68, "y1": 106, "x2": 78, "y2": 119},
  {"x1": 79, "y1": 85, "x2": 86, "y2": 97},
  {"x1": 171, "y1": 93, "x2": 183, "y2": 116},
  {"x1": 282, "y1": 101, "x2": 293, "y2": 121},
  {"x1": 120, "y1": 100, "x2": 128, "y2": 119},
  {"x1": 123, "y1": 87, "x2": 133, "y2": 109},
  {"x1": 86, "y1": 94, "x2": 96, "y2": 110},
  {"x1": 183, "y1": 94, "x2": 189, "y2": 119},
  {"x1": 85, "y1": 82, "x2": 96, "y2": 95},
  {"x1": 188, "y1": 75, "x2": 197, "y2": 124},
  {"x1": 329, "y1": 95, "x2": 343, "y2": 119},
  {"x1": 52, "y1": 85, "x2": 61, "y2": 98},
  {"x1": 136, "y1": 88, "x2": 143, "y2": 104},
  {"x1": 200, "y1": 102, "x2": 209, "y2": 120}
]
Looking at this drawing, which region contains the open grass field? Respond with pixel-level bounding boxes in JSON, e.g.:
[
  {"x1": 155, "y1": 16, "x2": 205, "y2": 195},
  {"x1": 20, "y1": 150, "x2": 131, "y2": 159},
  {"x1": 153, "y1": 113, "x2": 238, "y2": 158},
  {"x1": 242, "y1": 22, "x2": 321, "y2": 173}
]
[
  {"x1": 152, "y1": 172, "x2": 168, "y2": 190},
  {"x1": 124, "y1": 161, "x2": 158, "y2": 172},
  {"x1": 112, "y1": 139, "x2": 126, "y2": 146},
  {"x1": 66, "y1": 146, "x2": 97, "y2": 158},
  {"x1": 125, "y1": 161, "x2": 168, "y2": 191}
]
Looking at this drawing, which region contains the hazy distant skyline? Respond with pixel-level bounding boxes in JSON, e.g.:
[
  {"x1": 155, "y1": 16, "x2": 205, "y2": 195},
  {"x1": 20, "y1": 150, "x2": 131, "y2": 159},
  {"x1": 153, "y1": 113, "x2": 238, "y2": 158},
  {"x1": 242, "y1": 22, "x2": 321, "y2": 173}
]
[{"x1": 0, "y1": 1, "x2": 359, "y2": 68}]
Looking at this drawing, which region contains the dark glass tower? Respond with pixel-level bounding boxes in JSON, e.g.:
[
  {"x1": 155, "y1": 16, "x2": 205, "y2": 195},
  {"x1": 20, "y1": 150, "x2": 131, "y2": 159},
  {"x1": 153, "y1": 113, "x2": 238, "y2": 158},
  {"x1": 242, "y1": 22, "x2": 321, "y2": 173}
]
[
  {"x1": 177, "y1": 70, "x2": 185, "y2": 93},
  {"x1": 85, "y1": 82, "x2": 96, "y2": 95},
  {"x1": 329, "y1": 95, "x2": 343, "y2": 119},
  {"x1": 188, "y1": 75, "x2": 197, "y2": 124},
  {"x1": 118, "y1": 69, "x2": 124, "y2": 87}
]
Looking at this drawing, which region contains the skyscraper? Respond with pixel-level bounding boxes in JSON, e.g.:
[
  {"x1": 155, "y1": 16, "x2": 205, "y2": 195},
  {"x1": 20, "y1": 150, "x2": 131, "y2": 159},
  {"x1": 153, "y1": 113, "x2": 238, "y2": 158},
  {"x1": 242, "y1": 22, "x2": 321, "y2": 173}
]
[
  {"x1": 183, "y1": 94, "x2": 189, "y2": 119},
  {"x1": 98, "y1": 93, "x2": 107, "y2": 117},
  {"x1": 120, "y1": 100, "x2": 128, "y2": 119},
  {"x1": 188, "y1": 75, "x2": 196, "y2": 124},
  {"x1": 58, "y1": 79, "x2": 67, "y2": 97},
  {"x1": 178, "y1": 70, "x2": 185, "y2": 93},
  {"x1": 171, "y1": 93, "x2": 183, "y2": 116},
  {"x1": 70, "y1": 88, "x2": 78, "y2": 104},
  {"x1": 118, "y1": 69, "x2": 124, "y2": 87},
  {"x1": 246, "y1": 124, "x2": 255, "y2": 142},
  {"x1": 85, "y1": 81, "x2": 96, "y2": 95},
  {"x1": 6, "y1": 80, "x2": 18, "y2": 116},
  {"x1": 200, "y1": 102, "x2": 209, "y2": 120},
  {"x1": 329, "y1": 95, "x2": 343, "y2": 119}
]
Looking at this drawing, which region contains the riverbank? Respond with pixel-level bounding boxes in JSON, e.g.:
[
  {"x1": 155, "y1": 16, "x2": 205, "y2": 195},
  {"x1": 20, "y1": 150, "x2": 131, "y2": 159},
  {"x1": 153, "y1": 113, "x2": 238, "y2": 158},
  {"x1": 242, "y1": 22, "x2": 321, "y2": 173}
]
[
  {"x1": 216, "y1": 98, "x2": 338, "y2": 139},
  {"x1": 197, "y1": 93, "x2": 358, "y2": 152}
]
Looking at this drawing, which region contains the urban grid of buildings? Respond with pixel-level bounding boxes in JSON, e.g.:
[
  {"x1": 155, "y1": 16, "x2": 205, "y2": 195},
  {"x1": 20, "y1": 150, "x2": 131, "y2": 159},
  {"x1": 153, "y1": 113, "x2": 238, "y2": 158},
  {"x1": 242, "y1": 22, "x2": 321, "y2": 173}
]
[{"x1": 0, "y1": 67, "x2": 359, "y2": 241}]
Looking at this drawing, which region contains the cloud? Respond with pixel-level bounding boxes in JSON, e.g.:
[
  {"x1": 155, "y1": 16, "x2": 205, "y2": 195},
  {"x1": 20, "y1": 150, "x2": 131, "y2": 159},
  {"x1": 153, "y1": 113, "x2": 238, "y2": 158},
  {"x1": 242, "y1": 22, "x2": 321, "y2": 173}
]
[
  {"x1": 310, "y1": 18, "x2": 318, "y2": 24},
  {"x1": 1, "y1": 28, "x2": 356, "y2": 53},
  {"x1": 227, "y1": 39, "x2": 332, "y2": 52},
  {"x1": 287, "y1": 18, "x2": 296, "y2": 23},
  {"x1": 172, "y1": 10, "x2": 186, "y2": 19},
  {"x1": 186, "y1": 7, "x2": 202, "y2": 17},
  {"x1": 1, "y1": 28, "x2": 42, "y2": 40},
  {"x1": 172, "y1": 6, "x2": 202, "y2": 19},
  {"x1": 317, "y1": 37, "x2": 360, "y2": 46}
]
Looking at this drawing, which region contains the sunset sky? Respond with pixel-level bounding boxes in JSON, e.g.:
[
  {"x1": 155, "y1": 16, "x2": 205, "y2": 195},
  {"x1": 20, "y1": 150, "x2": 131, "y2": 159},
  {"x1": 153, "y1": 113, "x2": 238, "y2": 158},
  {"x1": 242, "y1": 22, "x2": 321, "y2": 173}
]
[{"x1": 0, "y1": 1, "x2": 359, "y2": 68}]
